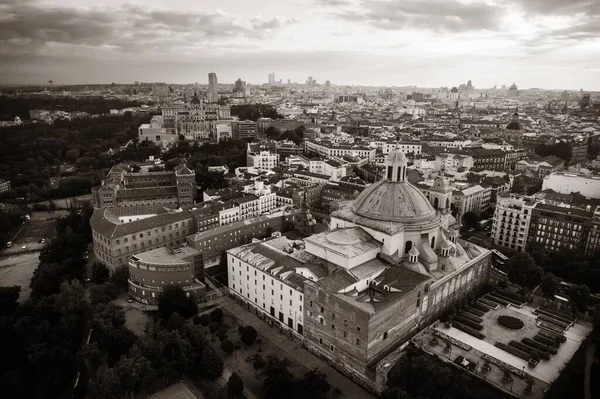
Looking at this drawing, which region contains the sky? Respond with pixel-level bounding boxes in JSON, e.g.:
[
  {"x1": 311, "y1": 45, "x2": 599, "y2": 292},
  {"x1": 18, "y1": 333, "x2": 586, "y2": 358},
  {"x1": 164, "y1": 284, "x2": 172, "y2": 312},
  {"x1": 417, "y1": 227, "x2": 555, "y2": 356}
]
[{"x1": 1, "y1": 0, "x2": 599, "y2": 89}]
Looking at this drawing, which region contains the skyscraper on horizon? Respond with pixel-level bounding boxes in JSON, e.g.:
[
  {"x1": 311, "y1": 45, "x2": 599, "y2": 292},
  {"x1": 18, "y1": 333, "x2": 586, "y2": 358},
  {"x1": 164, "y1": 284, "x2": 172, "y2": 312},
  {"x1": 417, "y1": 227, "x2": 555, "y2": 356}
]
[
  {"x1": 208, "y1": 72, "x2": 218, "y2": 103},
  {"x1": 268, "y1": 72, "x2": 276, "y2": 85}
]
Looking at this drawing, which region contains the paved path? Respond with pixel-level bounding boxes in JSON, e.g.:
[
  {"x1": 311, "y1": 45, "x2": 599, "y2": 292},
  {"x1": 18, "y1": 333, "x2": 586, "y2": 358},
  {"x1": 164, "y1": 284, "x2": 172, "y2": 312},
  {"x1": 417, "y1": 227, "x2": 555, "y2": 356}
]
[
  {"x1": 210, "y1": 295, "x2": 374, "y2": 399},
  {"x1": 584, "y1": 342, "x2": 595, "y2": 399}
]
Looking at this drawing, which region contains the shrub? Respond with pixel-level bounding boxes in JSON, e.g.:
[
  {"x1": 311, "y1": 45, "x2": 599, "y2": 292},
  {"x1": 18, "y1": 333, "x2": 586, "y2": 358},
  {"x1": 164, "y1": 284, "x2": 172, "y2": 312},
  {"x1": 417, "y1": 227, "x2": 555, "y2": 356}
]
[
  {"x1": 461, "y1": 312, "x2": 484, "y2": 324},
  {"x1": 495, "y1": 342, "x2": 530, "y2": 361},
  {"x1": 510, "y1": 341, "x2": 551, "y2": 361},
  {"x1": 240, "y1": 325, "x2": 258, "y2": 345},
  {"x1": 453, "y1": 322, "x2": 485, "y2": 339},
  {"x1": 498, "y1": 315, "x2": 524, "y2": 330},
  {"x1": 522, "y1": 337, "x2": 557, "y2": 355},
  {"x1": 472, "y1": 302, "x2": 490, "y2": 313},
  {"x1": 210, "y1": 308, "x2": 224, "y2": 323},
  {"x1": 455, "y1": 315, "x2": 483, "y2": 331},
  {"x1": 467, "y1": 307, "x2": 485, "y2": 317},
  {"x1": 209, "y1": 321, "x2": 219, "y2": 334},
  {"x1": 221, "y1": 339, "x2": 234, "y2": 354},
  {"x1": 533, "y1": 334, "x2": 560, "y2": 348}
]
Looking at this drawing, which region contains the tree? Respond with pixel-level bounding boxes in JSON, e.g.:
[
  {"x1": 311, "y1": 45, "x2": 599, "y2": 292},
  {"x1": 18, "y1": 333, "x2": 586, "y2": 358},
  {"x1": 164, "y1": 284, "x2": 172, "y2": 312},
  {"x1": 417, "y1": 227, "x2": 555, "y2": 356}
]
[
  {"x1": 240, "y1": 325, "x2": 257, "y2": 345},
  {"x1": 381, "y1": 387, "x2": 412, "y2": 399},
  {"x1": 89, "y1": 282, "x2": 120, "y2": 304},
  {"x1": 265, "y1": 126, "x2": 281, "y2": 140},
  {"x1": 227, "y1": 372, "x2": 244, "y2": 398},
  {"x1": 200, "y1": 313, "x2": 212, "y2": 328},
  {"x1": 263, "y1": 356, "x2": 295, "y2": 399},
  {"x1": 165, "y1": 312, "x2": 186, "y2": 331},
  {"x1": 91, "y1": 261, "x2": 110, "y2": 284},
  {"x1": 221, "y1": 339, "x2": 234, "y2": 354},
  {"x1": 110, "y1": 265, "x2": 129, "y2": 289},
  {"x1": 297, "y1": 369, "x2": 330, "y2": 399},
  {"x1": 568, "y1": 284, "x2": 591, "y2": 312},
  {"x1": 210, "y1": 307, "x2": 224, "y2": 322},
  {"x1": 199, "y1": 345, "x2": 224, "y2": 380},
  {"x1": 0, "y1": 286, "x2": 20, "y2": 314},
  {"x1": 158, "y1": 285, "x2": 198, "y2": 321},
  {"x1": 507, "y1": 253, "x2": 543, "y2": 289},
  {"x1": 88, "y1": 365, "x2": 125, "y2": 399},
  {"x1": 540, "y1": 273, "x2": 561, "y2": 299},
  {"x1": 462, "y1": 211, "x2": 479, "y2": 227},
  {"x1": 193, "y1": 315, "x2": 202, "y2": 325},
  {"x1": 253, "y1": 354, "x2": 265, "y2": 376}
]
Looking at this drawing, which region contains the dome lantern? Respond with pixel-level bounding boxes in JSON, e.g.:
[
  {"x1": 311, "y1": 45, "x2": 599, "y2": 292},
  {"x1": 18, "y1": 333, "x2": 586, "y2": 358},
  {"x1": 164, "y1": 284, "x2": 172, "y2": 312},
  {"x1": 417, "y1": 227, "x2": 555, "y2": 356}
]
[{"x1": 384, "y1": 144, "x2": 408, "y2": 182}]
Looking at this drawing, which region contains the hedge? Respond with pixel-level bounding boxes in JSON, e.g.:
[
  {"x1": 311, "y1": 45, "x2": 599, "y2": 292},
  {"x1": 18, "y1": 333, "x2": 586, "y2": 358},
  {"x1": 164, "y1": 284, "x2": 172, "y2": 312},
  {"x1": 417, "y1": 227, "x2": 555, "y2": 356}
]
[
  {"x1": 539, "y1": 329, "x2": 566, "y2": 344},
  {"x1": 538, "y1": 321, "x2": 565, "y2": 334},
  {"x1": 461, "y1": 312, "x2": 484, "y2": 324},
  {"x1": 486, "y1": 294, "x2": 510, "y2": 307},
  {"x1": 497, "y1": 289, "x2": 526, "y2": 303},
  {"x1": 498, "y1": 315, "x2": 524, "y2": 330},
  {"x1": 533, "y1": 334, "x2": 560, "y2": 349},
  {"x1": 538, "y1": 314, "x2": 571, "y2": 329},
  {"x1": 467, "y1": 307, "x2": 486, "y2": 317},
  {"x1": 478, "y1": 298, "x2": 499, "y2": 309},
  {"x1": 536, "y1": 310, "x2": 573, "y2": 327},
  {"x1": 510, "y1": 341, "x2": 551, "y2": 361},
  {"x1": 540, "y1": 306, "x2": 574, "y2": 321},
  {"x1": 495, "y1": 342, "x2": 531, "y2": 361},
  {"x1": 455, "y1": 315, "x2": 484, "y2": 331},
  {"x1": 523, "y1": 337, "x2": 558, "y2": 355},
  {"x1": 472, "y1": 303, "x2": 490, "y2": 313},
  {"x1": 453, "y1": 322, "x2": 486, "y2": 340}
]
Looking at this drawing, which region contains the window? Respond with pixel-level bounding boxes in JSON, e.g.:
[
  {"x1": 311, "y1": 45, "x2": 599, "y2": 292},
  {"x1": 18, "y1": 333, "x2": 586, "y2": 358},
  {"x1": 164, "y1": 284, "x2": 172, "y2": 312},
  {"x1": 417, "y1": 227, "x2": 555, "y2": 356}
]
[
  {"x1": 319, "y1": 338, "x2": 323, "y2": 345},
  {"x1": 356, "y1": 338, "x2": 360, "y2": 345},
  {"x1": 320, "y1": 306, "x2": 324, "y2": 313},
  {"x1": 357, "y1": 326, "x2": 361, "y2": 334},
  {"x1": 383, "y1": 331, "x2": 388, "y2": 340},
  {"x1": 343, "y1": 331, "x2": 347, "y2": 338},
  {"x1": 332, "y1": 324, "x2": 335, "y2": 331},
  {"x1": 330, "y1": 344, "x2": 334, "y2": 352}
]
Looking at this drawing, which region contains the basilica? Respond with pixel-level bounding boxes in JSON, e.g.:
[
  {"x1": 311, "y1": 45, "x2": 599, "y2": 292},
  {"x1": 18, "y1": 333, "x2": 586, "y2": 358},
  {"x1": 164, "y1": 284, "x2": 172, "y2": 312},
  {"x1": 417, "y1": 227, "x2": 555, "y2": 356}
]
[{"x1": 227, "y1": 146, "x2": 492, "y2": 392}]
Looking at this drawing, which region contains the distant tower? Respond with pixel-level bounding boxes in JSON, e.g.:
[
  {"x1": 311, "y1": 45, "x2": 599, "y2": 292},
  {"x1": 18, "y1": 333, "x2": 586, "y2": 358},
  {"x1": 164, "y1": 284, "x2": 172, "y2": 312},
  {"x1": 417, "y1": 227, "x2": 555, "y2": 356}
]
[
  {"x1": 268, "y1": 72, "x2": 276, "y2": 85},
  {"x1": 208, "y1": 72, "x2": 218, "y2": 103}
]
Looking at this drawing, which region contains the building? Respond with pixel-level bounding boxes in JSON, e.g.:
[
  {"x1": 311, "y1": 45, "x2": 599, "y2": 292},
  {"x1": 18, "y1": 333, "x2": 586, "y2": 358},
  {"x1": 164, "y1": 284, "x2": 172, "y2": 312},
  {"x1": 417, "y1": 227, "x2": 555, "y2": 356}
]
[
  {"x1": 0, "y1": 179, "x2": 11, "y2": 193},
  {"x1": 451, "y1": 185, "x2": 490, "y2": 218},
  {"x1": 189, "y1": 209, "x2": 302, "y2": 265},
  {"x1": 490, "y1": 194, "x2": 536, "y2": 252},
  {"x1": 247, "y1": 142, "x2": 279, "y2": 170},
  {"x1": 542, "y1": 172, "x2": 600, "y2": 199},
  {"x1": 305, "y1": 140, "x2": 376, "y2": 161},
  {"x1": 161, "y1": 96, "x2": 231, "y2": 137},
  {"x1": 268, "y1": 72, "x2": 276, "y2": 85},
  {"x1": 232, "y1": 120, "x2": 257, "y2": 140},
  {"x1": 372, "y1": 141, "x2": 422, "y2": 156},
  {"x1": 507, "y1": 83, "x2": 518, "y2": 98},
  {"x1": 492, "y1": 193, "x2": 600, "y2": 255},
  {"x1": 216, "y1": 121, "x2": 232, "y2": 141},
  {"x1": 138, "y1": 115, "x2": 177, "y2": 148},
  {"x1": 435, "y1": 153, "x2": 474, "y2": 172},
  {"x1": 516, "y1": 156, "x2": 565, "y2": 178},
  {"x1": 91, "y1": 162, "x2": 196, "y2": 214},
  {"x1": 91, "y1": 207, "x2": 196, "y2": 270},
  {"x1": 128, "y1": 246, "x2": 206, "y2": 305},
  {"x1": 208, "y1": 72, "x2": 218, "y2": 103},
  {"x1": 570, "y1": 139, "x2": 589, "y2": 165},
  {"x1": 227, "y1": 147, "x2": 491, "y2": 392},
  {"x1": 460, "y1": 148, "x2": 507, "y2": 171},
  {"x1": 276, "y1": 141, "x2": 304, "y2": 160}
]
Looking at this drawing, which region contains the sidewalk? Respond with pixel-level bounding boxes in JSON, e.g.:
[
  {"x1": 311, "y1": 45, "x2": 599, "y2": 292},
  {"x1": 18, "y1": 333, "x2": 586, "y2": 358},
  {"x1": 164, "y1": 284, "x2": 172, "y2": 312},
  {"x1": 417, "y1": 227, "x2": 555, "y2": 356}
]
[{"x1": 209, "y1": 296, "x2": 374, "y2": 399}]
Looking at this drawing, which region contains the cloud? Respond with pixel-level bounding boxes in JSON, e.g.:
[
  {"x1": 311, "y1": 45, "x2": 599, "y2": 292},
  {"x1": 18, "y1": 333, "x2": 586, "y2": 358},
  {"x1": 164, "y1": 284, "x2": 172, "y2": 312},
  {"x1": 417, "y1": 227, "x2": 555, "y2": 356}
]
[
  {"x1": 506, "y1": 0, "x2": 596, "y2": 16},
  {"x1": 334, "y1": 0, "x2": 503, "y2": 32},
  {"x1": 0, "y1": 1, "x2": 293, "y2": 55}
]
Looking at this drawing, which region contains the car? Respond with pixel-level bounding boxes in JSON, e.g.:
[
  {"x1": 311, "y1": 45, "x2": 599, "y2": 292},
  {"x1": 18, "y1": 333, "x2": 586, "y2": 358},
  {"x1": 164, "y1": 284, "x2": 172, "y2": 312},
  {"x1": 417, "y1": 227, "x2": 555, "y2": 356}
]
[
  {"x1": 21, "y1": 245, "x2": 27, "y2": 251},
  {"x1": 6, "y1": 241, "x2": 12, "y2": 248},
  {"x1": 468, "y1": 228, "x2": 475, "y2": 232},
  {"x1": 82, "y1": 254, "x2": 89, "y2": 260},
  {"x1": 126, "y1": 297, "x2": 134, "y2": 303},
  {"x1": 38, "y1": 238, "x2": 46, "y2": 244}
]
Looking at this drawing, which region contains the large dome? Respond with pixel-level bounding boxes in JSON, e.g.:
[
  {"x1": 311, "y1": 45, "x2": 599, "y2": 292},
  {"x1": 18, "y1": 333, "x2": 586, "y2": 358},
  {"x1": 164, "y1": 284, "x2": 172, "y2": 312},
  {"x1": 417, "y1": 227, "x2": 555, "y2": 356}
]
[{"x1": 351, "y1": 180, "x2": 437, "y2": 223}]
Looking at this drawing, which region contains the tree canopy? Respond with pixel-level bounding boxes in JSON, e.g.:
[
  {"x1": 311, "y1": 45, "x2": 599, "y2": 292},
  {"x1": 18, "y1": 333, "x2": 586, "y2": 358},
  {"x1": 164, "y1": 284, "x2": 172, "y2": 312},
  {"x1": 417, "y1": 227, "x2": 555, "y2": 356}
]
[
  {"x1": 157, "y1": 285, "x2": 198, "y2": 321},
  {"x1": 507, "y1": 252, "x2": 543, "y2": 289}
]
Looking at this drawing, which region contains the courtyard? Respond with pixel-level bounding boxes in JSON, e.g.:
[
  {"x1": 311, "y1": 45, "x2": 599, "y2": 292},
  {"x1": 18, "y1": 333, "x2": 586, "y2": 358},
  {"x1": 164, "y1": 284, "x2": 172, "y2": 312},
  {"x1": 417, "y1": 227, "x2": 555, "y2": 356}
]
[{"x1": 417, "y1": 301, "x2": 593, "y2": 398}]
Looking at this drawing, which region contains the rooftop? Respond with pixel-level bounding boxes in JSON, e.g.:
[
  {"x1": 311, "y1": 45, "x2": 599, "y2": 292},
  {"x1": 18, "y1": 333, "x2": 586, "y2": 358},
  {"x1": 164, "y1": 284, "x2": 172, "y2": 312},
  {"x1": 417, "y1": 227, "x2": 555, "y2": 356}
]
[{"x1": 132, "y1": 246, "x2": 200, "y2": 265}]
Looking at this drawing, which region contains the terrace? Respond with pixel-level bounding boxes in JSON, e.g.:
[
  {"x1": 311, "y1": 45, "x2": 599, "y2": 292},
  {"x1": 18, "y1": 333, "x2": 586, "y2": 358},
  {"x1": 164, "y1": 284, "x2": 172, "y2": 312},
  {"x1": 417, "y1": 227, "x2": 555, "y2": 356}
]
[{"x1": 414, "y1": 295, "x2": 592, "y2": 398}]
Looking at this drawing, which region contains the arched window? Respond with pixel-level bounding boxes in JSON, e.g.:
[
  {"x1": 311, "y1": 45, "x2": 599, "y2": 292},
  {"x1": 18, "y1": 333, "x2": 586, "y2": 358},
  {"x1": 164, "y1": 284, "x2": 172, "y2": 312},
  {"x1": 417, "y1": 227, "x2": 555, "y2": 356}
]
[
  {"x1": 405, "y1": 241, "x2": 412, "y2": 253},
  {"x1": 434, "y1": 197, "x2": 439, "y2": 209},
  {"x1": 446, "y1": 198, "x2": 450, "y2": 209},
  {"x1": 430, "y1": 236, "x2": 436, "y2": 249}
]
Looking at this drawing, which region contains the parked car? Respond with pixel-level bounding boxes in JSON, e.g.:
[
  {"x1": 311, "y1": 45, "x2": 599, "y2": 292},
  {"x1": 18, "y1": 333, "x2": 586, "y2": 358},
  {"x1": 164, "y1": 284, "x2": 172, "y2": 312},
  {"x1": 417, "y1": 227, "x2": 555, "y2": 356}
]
[
  {"x1": 127, "y1": 297, "x2": 134, "y2": 303},
  {"x1": 6, "y1": 241, "x2": 12, "y2": 248},
  {"x1": 38, "y1": 238, "x2": 46, "y2": 244}
]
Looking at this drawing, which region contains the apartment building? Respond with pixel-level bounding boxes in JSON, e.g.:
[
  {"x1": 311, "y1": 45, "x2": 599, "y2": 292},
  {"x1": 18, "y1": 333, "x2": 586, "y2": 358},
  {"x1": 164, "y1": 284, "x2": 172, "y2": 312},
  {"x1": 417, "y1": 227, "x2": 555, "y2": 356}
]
[
  {"x1": 491, "y1": 194, "x2": 536, "y2": 252},
  {"x1": 247, "y1": 142, "x2": 280, "y2": 170},
  {"x1": 305, "y1": 140, "x2": 376, "y2": 161},
  {"x1": 516, "y1": 156, "x2": 565, "y2": 177},
  {"x1": 542, "y1": 172, "x2": 600, "y2": 199},
  {"x1": 435, "y1": 153, "x2": 474, "y2": 172},
  {"x1": 138, "y1": 115, "x2": 178, "y2": 147},
  {"x1": 232, "y1": 120, "x2": 257, "y2": 140},
  {"x1": 451, "y1": 185, "x2": 491, "y2": 218},
  {"x1": 371, "y1": 141, "x2": 422, "y2": 156}
]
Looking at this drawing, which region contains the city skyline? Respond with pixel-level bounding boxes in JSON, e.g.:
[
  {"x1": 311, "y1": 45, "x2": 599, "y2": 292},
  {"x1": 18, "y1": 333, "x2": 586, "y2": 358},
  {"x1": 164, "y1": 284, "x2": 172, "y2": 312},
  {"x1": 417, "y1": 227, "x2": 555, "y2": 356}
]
[{"x1": 1, "y1": 0, "x2": 599, "y2": 90}]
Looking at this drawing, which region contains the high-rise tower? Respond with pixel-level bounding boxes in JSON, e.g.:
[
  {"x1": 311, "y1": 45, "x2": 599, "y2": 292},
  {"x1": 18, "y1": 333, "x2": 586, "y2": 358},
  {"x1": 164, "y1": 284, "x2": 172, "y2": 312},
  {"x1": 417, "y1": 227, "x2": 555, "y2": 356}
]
[{"x1": 208, "y1": 72, "x2": 218, "y2": 103}]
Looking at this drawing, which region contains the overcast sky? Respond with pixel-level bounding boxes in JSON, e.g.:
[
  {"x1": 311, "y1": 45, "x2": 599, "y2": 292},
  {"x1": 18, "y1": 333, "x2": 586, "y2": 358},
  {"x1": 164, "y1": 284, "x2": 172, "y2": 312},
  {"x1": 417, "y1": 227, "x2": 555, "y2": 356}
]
[{"x1": 1, "y1": 0, "x2": 599, "y2": 89}]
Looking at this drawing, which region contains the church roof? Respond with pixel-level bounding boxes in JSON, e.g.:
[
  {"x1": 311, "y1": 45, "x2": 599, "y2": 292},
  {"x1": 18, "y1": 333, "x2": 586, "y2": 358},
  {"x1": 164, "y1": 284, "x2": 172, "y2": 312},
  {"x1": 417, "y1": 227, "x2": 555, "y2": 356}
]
[{"x1": 351, "y1": 180, "x2": 436, "y2": 223}]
